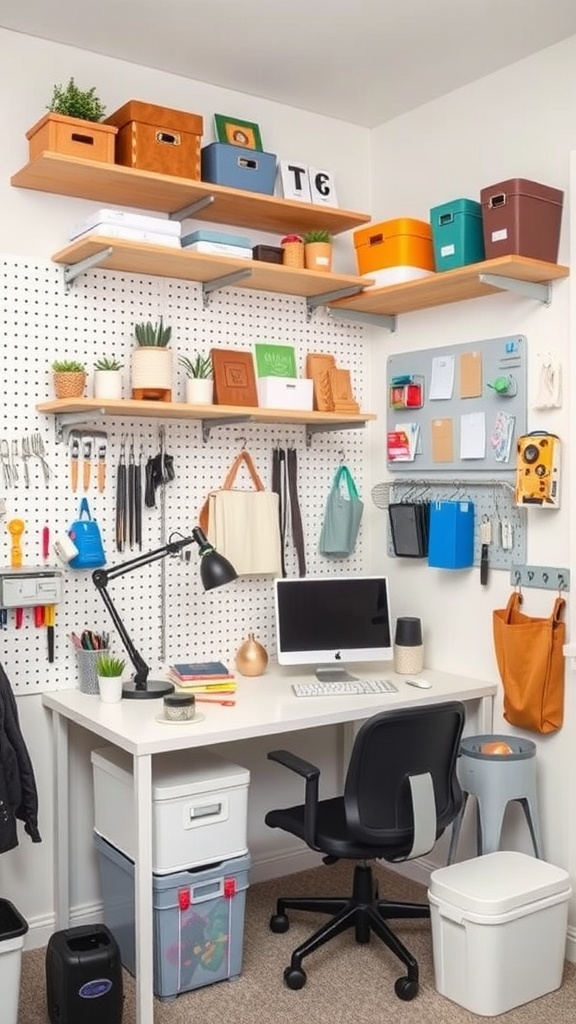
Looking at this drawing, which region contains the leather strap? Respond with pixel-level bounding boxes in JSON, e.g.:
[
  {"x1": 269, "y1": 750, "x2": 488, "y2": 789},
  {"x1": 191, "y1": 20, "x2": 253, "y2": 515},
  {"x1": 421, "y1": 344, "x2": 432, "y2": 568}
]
[
  {"x1": 287, "y1": 448, "x2": 306, "y2": 577},
  {"x1": 272, "y1": 447, "x2": 287, "y2": 578},
  {"x1": 223, "y1": 450, "x2": 265, "y2": 491}
]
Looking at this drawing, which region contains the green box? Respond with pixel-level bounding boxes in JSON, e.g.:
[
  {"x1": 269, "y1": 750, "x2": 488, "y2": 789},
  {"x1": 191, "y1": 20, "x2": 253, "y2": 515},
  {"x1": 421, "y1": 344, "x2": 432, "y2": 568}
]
[
  {"x1": 430, "y1": 198, "x2": 485, "y2": 272},
  {"x1": 253, "y1": 343, "x2": 297, "y2": 379}
]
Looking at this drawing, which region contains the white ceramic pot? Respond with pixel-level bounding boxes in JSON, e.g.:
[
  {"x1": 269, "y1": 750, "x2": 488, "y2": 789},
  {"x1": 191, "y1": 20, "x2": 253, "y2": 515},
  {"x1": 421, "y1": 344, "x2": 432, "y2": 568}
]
[
  {"x1": 185, "y1": 377, "x2": 213, "y2": 405},
  {"x1": 97, "y1": 675, "x2": 124, "y2": 703},
  {"x1": 94, "y1": 370, "x2": 123, "y2": 400},
  {"x1": 131, "y1": 347, "x2": 173, "y2": 400}
]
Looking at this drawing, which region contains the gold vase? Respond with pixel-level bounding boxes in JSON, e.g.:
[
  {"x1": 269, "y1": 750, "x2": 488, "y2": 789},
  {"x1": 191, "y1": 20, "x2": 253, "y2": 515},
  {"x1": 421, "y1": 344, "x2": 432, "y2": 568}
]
[{"x1": 235, "y1": 633, "x2": 268, "y2": 676}]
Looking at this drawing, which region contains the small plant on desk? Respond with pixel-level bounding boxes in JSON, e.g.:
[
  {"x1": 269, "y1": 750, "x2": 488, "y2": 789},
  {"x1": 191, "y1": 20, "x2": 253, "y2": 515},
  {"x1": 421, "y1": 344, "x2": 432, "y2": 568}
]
[
  {"x1": 95, "y1": 654, "x2": 126, "y2": 677},
  {"x1": 178, "y1": 351, "x2": 212, "y2": 379}
]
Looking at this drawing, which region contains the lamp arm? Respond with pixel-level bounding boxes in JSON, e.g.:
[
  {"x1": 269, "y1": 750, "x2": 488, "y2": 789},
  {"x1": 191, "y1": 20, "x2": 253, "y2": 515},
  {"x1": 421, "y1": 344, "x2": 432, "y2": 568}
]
[{"x1": 93, "y1": 578, "x2": 150, "y2": 687}]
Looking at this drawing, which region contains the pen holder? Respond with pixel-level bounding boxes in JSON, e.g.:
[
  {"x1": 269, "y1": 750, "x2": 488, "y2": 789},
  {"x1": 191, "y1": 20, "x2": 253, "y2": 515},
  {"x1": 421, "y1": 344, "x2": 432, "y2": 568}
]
[{"x1": 76, "y1": 649, "x2": 103, "y2": 694}]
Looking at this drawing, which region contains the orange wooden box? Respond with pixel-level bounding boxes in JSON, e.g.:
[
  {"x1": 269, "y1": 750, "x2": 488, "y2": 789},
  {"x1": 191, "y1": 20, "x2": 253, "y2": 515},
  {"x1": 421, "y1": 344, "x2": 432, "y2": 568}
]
[
  {"x1": 105, "y1": 100, "x2": 203, "y2": 179},
  {"x1": 353, "y1": 218, "x2": 434, "y2": 276},
  {"x1": 26, "y1": 113, "x2": 117, "y2": 164}
]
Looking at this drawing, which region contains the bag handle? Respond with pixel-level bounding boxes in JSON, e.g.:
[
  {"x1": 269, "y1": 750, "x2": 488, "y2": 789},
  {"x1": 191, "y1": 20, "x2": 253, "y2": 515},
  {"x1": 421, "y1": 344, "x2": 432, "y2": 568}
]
[
  {"x1": 333, "y1": 464, "x2": 359, "y2": 499},
  {"x1": 222, "y1": 451, "x2": 265, "y2": 491},
  {"x1": 503, "y1": 590, "x2": 522, "y2": 622},
  {"x1": 552, "y1": 597, "x2": 566, "y2": 624},
  {"x1": 78, "y1": 497, "x2": 92, "y2": 520}
]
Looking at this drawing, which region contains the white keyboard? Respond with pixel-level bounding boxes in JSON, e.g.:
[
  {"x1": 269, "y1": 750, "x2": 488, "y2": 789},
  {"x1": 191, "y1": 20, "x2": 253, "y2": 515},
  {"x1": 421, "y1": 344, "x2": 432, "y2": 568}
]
[{"x1": 292, "y1": 678, "x2": 399, "y2": 698}]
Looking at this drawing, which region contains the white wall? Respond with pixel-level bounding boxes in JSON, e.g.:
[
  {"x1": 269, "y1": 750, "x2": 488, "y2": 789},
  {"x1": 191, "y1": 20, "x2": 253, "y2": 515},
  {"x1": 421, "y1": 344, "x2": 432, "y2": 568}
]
[{"x1": 369, "y1": 35, "x2": 576, "y2": 952}]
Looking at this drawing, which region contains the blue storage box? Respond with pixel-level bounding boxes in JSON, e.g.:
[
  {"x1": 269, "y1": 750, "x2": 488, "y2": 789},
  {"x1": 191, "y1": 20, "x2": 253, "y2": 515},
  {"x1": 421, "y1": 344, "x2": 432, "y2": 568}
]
[
  {"x1": 428, "y1": 500, "x2": 474, "y2": 569},
  {"x1": 201, "y1": 143, "x2": 277, "y2": 195},
  {"x1": 94, "y1": 832, "x2": 250, "y2": 1002},
  {"x1": 430, "y1": 198, "x2": 485, "y2": 272},
  {"x1": 181, "y1": 228, "x2": 253, "y2": 257}
]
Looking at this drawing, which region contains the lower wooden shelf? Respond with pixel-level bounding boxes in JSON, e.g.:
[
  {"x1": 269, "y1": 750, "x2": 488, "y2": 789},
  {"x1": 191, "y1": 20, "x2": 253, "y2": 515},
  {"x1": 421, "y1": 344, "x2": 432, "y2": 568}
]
[{"x1": 36, "y1": 397, "x2": 377, "y2": 444}]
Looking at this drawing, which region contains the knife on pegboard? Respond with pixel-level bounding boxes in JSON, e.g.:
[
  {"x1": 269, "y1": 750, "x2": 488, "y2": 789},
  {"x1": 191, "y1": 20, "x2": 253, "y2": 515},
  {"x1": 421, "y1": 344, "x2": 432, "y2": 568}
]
[
  {"x1": 69, "y1": 430, "x2": 80, "y2": 492},
  {"x1": 95, "y1": 432, "x2": 107, "y2": 493},
  {"x1": 82, "y1": 434, "x2": 93, "y2": 491}
]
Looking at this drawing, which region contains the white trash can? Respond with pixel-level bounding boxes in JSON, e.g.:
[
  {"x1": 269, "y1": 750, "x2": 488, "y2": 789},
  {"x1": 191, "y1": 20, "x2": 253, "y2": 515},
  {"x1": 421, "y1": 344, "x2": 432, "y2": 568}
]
[
  {"x1": 428, "y1": 851, "x2": 571, "y2": 1016},
  {"x1": 0, "y1": 898, "x2": 28, "y2": 1024}
]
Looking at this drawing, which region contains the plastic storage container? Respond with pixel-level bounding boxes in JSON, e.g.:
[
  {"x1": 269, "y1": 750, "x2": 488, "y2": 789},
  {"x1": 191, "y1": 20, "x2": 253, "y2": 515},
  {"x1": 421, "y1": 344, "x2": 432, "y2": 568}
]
[
  {"x1": 430, "y1": 198, "x2": 485, "y2": 272},
  {"x1": 201, "y1": 143, "x2": 277, "y2": 194},
  {"x1": 428, "y1": 500, "x2": 474, "y2": 569},
  {"x1": 353, "y1": 217, "x2": 435, "y2": 286},
  {"x1": 480, "y1": 178, "x2": 563, "y2": 263},
  {"x1": 0, "y1": 899, "x2": 28, "y2": 1024},
  {"x1": 94, "y1": 833, "x2": 250, "y2": 1001},
  {"x1": 181, "y1": 229, "x2": 253, "y2": 258},
  {"x1": 105, "y1": 100, "x2": 203, "y2": 179},
  {"x1": 429, "y1": 851, "x2": 571, "y2": 1016},
  {"x1": 91, "y1": 746, "x2": 250, "y2": 874},
  {"x1": 46, "y1": 924, "x2": 123, "y2": 1024}
]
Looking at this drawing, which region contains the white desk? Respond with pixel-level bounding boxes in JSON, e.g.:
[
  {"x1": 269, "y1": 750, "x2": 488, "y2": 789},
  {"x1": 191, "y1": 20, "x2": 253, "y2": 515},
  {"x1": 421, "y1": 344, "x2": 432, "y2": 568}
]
[{"x1": 43, "y1": 665, "x2": 495, "y2": 1024}]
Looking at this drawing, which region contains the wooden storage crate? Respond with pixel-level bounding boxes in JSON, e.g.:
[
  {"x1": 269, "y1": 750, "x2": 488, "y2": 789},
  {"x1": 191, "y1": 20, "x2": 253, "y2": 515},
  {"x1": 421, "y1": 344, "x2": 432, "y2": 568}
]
[
  {"x1": 26, "y1": 113, "x2": 117, "y2": 164},
  {"x1": 105, "y1": 100, "x2": 203, "y2": 179}
]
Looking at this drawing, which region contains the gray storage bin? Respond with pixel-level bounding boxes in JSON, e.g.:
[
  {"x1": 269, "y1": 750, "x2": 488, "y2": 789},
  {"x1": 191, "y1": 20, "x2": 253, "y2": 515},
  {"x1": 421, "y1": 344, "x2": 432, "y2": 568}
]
[
  {"x1": 94, "y1": 832, "x2": 250, "y2": 1002},
  {"x1": 201, "y1": 143, "x2": 277, "y2": 194}
]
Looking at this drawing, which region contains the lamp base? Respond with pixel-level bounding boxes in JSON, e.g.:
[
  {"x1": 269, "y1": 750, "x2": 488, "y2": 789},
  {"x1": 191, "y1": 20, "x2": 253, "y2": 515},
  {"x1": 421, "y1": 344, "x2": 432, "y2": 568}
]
[{"x1": 122, "y1": 678, "x2": 175, "y2": 700}]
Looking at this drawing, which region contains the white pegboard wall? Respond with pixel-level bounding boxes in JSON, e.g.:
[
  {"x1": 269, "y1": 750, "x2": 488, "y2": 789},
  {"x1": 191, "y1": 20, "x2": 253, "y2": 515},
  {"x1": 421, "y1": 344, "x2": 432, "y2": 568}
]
[{"x1": 1, "y1": 254, "x2": 372, "y2": 694}]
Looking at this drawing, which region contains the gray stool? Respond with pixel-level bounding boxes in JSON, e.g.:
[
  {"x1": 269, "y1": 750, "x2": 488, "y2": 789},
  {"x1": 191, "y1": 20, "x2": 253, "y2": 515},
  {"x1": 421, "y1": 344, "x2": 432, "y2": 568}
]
[{"x1": 448, "y1": 734, "x2": 542, "y2": 864}]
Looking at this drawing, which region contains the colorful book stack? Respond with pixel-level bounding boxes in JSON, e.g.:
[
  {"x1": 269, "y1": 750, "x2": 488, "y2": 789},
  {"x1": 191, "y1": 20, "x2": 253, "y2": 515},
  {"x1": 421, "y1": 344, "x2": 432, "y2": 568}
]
[{"x1": 167, "y1": 661, "x2": 236, "y2": 696}]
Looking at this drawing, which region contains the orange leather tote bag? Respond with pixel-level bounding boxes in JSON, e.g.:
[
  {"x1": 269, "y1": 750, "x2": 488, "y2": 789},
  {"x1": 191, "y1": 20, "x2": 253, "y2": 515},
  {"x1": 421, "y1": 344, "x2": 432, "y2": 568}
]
[{"x1": 492, "y1": 590, "x2": 566, "y2": 734}]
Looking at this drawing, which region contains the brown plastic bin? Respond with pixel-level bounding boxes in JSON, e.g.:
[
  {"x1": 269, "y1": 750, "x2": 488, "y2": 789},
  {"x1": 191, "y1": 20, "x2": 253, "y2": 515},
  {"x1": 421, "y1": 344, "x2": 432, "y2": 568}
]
[{"x1": 480, "y1": 178, "x2": 563, "y2": 263}]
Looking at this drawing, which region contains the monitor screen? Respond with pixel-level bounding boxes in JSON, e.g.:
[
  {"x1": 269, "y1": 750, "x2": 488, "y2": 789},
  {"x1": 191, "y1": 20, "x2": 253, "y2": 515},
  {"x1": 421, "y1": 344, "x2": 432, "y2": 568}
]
[{"x1": 274, "y1": 576, "x2": 393, "y2": 674}]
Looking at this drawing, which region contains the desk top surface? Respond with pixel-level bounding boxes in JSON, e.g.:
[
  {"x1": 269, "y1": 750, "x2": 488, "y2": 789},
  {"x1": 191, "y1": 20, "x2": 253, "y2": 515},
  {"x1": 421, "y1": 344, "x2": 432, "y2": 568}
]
[{"x1": 43, "y1": 664, "x2": 496, "y2": 756}]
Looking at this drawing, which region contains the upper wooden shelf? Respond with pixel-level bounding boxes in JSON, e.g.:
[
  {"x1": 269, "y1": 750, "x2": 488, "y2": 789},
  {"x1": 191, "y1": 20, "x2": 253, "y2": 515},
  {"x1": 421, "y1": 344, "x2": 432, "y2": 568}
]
[
  {"x1": 51, "y1": 235, "x2": 371, "y2": 300},
  {"x1": 36, "y1": 397, "x2": 377, "y2": 445},
  {"x1": 329, "y1": 255, "x2": 569, "y2": 317},
  {"x1": 11, "y1": 152, "x2": 371, "y2": 236}
]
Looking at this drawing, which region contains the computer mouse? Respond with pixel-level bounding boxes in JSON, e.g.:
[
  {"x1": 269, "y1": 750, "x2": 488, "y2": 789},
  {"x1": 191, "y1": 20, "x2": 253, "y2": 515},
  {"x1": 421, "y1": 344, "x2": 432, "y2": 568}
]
[{"x1": 405, "y1": 678, "x2": 432, "y2": 689}]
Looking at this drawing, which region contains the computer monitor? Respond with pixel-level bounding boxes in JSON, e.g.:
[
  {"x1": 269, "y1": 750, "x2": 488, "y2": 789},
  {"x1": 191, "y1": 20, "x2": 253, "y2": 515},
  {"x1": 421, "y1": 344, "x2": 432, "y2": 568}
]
[{"x1": 274, "y1": 576, "x2": 393, "y2": 681}]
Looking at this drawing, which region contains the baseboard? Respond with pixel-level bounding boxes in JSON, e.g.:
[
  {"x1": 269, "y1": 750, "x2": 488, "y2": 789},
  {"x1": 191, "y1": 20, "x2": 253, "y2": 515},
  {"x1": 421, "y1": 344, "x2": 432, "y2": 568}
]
[{"x1": 22, "y1": 902, "x2": 104, "y2": 952}]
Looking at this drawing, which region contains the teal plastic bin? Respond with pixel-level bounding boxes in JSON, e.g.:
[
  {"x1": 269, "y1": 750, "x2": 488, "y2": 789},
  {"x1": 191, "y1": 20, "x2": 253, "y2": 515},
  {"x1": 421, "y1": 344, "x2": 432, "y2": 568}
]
[{"x1": 430, "y1": 198, "x2": 485, "y2": 272}]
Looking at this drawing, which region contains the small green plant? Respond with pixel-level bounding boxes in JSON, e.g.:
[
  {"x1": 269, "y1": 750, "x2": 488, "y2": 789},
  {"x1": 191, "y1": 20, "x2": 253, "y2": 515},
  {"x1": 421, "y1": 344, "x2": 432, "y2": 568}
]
[
  {"x1": 134, "y1": 317, "x2": 172, "y2": 347},
  {"x1": 52, "y1": 360, "x2": 86, "y2": 372},
  {"x1": 179, "y1": 352, "x2": 212, "y2": 379},
  {"x1": 302, "y1": 229, "x2": 331, "y2": 244},
  {"x1": 47, "y1": 77, "x2": 106, "y2": 122},
  {"x1": 95, "y1": 654, "x2": 126, "y2": 677},
  {"x1": 94, "y1": 356, "x2": 124, "y2": 371}
]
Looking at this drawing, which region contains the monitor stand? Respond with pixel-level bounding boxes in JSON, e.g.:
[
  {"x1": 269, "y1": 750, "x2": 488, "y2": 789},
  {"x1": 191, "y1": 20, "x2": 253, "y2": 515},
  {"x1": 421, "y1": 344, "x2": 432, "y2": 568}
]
[{"x1": 315, "y1": 665, "x2": 359, "y2": 683}]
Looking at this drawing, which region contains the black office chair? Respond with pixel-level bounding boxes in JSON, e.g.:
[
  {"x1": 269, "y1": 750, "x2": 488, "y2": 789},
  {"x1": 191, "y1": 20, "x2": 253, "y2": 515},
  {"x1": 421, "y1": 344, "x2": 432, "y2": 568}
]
[{"x1": 265, "y1": 701, "x2": 465, "y2": 1001}]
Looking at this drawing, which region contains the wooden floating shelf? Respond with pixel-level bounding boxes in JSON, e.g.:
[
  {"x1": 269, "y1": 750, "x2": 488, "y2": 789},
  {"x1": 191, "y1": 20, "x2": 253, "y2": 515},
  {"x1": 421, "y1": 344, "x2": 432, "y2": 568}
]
[
  {"x1": 51, "y1": 236, "x2": 371, "y2": 299},
  {"x1": 11, "y1": 152, "x2": 371, "y2": 236},
  {"x1": 329, "y1": 255, "x2": 569, "y2": 317}
]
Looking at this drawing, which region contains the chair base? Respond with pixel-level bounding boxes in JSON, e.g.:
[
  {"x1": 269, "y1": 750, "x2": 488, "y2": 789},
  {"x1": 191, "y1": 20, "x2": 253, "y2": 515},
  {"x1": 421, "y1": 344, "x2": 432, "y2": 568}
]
[{"x1": 270, "y1": 864, "x2": 426, "y2": 1000}]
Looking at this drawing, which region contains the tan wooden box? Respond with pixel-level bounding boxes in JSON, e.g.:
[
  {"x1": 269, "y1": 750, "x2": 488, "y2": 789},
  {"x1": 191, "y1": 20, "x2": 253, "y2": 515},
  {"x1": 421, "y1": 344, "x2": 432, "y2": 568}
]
[
  {"x1": 26, "y1": 113, "x2": 117, "y2": 163},
  {"x1": 105, "y1": 100, "x2": 203, "y2": 179}
]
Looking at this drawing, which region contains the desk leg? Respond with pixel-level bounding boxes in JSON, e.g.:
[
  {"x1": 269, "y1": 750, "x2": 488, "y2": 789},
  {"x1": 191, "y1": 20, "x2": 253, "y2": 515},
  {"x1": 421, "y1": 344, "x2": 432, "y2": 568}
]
[
  {"x1": 478, "y1": 694, "x2": 494, "y2": 734},
  {"x1": 134, "y1": 754, "x2": 154, "y2": 1024},
  {"x1": 52, "y1": 712, "x2": 70, "y2": 929}
]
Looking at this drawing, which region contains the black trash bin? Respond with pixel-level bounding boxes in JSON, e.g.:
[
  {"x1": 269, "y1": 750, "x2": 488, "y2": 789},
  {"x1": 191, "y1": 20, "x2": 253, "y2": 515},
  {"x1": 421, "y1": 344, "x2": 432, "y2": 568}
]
[
  {"x1": 0, "y1": 898, "x2": 29, "y2": 1024},
  {"x1": 46, "y1": 924, "x2": 123, "y2": 1024}
]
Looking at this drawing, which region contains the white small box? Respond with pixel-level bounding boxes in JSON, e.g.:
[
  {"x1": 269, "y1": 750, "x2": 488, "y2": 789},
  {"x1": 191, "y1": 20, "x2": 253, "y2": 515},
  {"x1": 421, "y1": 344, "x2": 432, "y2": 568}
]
[
  {"x1": 428, "y1": 851, "x2": 571, "y2": 1016},
  {"x1": 71, "y1": 224, "x2": 182, "y2": 248},
  {"x1": 91, "y1": 746, "x2": 250, "y2": 874},
  {"x1": 257, "y1": 377, "x2": 313, "y2": 410},
  {"x1": 70, "y1": 207, "x2": 181, "y2": 240},
  {"x1": 183, "y1": 241, "x2": 253, "y2": 259}
]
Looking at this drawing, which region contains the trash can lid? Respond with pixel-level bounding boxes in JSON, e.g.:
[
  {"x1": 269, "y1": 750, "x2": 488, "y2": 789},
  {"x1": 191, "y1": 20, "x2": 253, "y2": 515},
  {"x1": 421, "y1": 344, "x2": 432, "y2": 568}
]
[
  {"x1": 429, "y1": 852, "x2": 570, "y2": 914},
  {"x1": 0, "y1": 899, "x2": 28, "y2": 940}
]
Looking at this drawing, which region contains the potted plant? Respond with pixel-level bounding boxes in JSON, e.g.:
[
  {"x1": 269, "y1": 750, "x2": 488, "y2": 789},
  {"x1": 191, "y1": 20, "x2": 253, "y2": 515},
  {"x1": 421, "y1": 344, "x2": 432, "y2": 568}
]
[
  {"x1": 95, "y1": 653, "x2": 126, "y2": 704},
  {"x1": 26, "y1": 78, "x2": 117, "y2": 165},
  {"x1": 179, "y1": 351, "x2": 213, "y2": 405},
  {"x1": 93, "y1": 356, "x2": 124, "y2": 400},
  {"x1": 303, "y1": 229, "x2": 333, "y2": 271},
  {"x1": 52, "y1": 360, "x2": 87, "y2": 399},
  {"x1": 131, "y1": 317, "x2": 173, "y2": 401}
]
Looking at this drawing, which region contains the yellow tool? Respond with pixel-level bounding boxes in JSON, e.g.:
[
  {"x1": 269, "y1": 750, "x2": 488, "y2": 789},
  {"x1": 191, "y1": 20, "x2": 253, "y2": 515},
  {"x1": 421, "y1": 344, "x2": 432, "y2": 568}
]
[{"x1": 7, "y1": 518, "x2": 25, "y2": 567}]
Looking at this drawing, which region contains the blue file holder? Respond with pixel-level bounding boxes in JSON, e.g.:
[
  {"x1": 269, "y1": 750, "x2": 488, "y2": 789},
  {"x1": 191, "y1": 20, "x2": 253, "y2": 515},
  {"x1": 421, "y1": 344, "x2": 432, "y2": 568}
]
[{"x1": 428, "y1": 500, "x2": 475, "y2": 569}]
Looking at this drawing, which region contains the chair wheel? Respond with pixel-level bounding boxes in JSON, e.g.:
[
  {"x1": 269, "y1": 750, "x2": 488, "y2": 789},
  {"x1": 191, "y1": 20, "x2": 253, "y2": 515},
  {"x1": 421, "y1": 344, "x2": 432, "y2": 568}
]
[
  {"x1": 395, "y1": 976, "x2": 418, "y2": 1001},
  {"x1": 270, "y1": 912, "x2": 289, "y2": 933},
  {"x1": 284, "y1": 965, "x2": 307, "y2": 990}
]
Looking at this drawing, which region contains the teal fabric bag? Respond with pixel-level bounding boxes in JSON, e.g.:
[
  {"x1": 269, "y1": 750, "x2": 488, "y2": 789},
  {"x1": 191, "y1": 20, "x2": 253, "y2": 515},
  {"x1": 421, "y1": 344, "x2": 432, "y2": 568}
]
[{"x1": 319, "y1": 465, "x2": 364, "y2": 557}]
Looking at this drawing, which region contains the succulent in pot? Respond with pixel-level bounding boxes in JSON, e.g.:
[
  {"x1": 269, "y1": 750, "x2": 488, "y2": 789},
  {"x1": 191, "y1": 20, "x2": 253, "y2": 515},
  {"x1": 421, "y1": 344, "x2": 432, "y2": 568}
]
[
  {"x1": 95, "y1": 654, "x2": 126, "y2": 677},
  {"x1": 179, "y1": 351, "x2": 214, "y2": 405},
  {"x1": 52, "y1": 360, "x2": 87, "y2": 399},
  {"x1": 95, "y1": 653, "x2": 126, "y2": 704},
  {"x1": 302, "y1": 229, "x2": 333, "y2": 272},
  {"x1": 132, "y1": 317, "x2": 173, "y2": 401},
  {"x1": 93, "y1": 356, "x2": 124, "y2": 400},
  {"x1": 134, "y1": 318, "x2": 172, "y2": 347}
]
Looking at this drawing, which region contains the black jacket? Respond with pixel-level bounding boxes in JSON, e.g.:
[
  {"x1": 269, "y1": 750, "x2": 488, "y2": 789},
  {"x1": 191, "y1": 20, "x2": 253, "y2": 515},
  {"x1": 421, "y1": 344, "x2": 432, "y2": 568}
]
[{"x1": 0, "y1": 663, "x2": 41, "y2": 853}]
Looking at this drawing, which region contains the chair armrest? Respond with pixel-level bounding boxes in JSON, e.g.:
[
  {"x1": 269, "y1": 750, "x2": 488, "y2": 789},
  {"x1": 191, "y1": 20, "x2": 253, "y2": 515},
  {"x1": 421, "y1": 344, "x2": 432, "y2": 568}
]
[{"x1": 267, "y1": 749, "x2": 320, "y2": 850}]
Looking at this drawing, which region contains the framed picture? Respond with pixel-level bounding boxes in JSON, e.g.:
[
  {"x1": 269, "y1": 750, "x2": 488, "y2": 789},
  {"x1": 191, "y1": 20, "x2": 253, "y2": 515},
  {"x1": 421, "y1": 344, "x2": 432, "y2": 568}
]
[{"x1": 214, "y1": 114, "x2": 263, "y2": 151}]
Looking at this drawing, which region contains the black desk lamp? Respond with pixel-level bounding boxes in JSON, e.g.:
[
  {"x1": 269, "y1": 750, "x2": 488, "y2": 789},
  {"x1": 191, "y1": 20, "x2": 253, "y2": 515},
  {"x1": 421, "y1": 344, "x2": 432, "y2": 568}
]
[{"x1": 92, "y1": 526, "x2": 237, "y2": 699}]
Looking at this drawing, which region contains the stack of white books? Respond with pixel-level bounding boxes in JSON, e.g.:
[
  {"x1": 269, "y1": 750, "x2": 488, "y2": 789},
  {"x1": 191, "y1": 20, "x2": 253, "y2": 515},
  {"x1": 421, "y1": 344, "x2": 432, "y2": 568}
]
[{"x1": 69, "y1": 208, "x2": 182, "y2": 248}]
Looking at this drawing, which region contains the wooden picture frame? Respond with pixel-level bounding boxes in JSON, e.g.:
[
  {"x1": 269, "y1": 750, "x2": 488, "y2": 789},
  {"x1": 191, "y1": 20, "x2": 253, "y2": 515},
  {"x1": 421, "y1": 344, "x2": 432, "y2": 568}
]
[
  {"x1": 214, "y1": 114, "x2": 263, "y2": 151},
  {"x1": 211, "y1": 348, "x2": 258, "y2": 407}
]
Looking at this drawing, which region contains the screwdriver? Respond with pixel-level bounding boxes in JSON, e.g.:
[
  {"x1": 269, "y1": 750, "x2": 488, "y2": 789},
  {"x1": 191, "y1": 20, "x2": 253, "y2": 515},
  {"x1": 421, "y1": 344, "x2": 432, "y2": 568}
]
[{"x1": 45, "y1": 604, "x2": 56, "y2": 663}]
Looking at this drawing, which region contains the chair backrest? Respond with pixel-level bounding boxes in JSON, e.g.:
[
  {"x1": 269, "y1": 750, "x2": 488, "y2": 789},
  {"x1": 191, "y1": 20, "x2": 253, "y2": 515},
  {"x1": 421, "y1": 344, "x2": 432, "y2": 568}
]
[{"x1": 344, "y1": 701, "x2": 465, "y2": 853}]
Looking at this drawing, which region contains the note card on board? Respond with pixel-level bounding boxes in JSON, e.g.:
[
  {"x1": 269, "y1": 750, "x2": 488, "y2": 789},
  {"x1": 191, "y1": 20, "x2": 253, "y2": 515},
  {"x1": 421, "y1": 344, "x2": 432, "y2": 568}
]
[
  {"x1": 460, "y1": 351, "x2": 482, "y2": 398},
  {"x1": 431, "y1": 418, "x2": 453, "y2": 462}
]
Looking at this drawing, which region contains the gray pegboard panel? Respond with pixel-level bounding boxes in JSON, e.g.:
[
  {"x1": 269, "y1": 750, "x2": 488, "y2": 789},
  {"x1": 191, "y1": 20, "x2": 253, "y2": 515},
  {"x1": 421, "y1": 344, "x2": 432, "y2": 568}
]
[
  {"x1": 1, "y1": 254, "x2": 371, "y2": 694},
  {"x1": 386, "y1": 479, "x2": 526, "y2": 572},
  {"x1": 387, "y1": 335, "x2": 527, "y2": 474}
]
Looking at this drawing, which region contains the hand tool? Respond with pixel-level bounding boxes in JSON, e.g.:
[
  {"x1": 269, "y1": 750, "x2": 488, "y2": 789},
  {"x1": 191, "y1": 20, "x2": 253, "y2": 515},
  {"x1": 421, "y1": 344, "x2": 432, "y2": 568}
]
[
  {"x1": 21, "y1": 436, "x2": 31, "y2": 489},
  {"x1": 69, "y1": 430, "x2": 80, "y2": 492},
  {"x1": 82, "y1": 434, "x2": 93, "y2": 491},
  {"x1": 7, "y1": 518, "x2": 25, "y2": 567},
  {"x1": 45, "y1": 604, "x2": 55, "y2": 662},
  {"x1": 96, "y1": 432, "x2": 107, "y2": 493},
  {"x1": 42, "y1": 526, "x2": 50, "y2": 563},
  {"x1": 31, "y1": 432, "x2": 51, "y2": 485},
  {"x1": 35, "y1": 606, "x2": 44, "y2": 627},
  {"x1": 135, "y1": 444, "x2": 143, "y2": 550},
  {"x1": 116, "y1": 436, "x2": 127, "y2": 551},
  {"x1": 128, "y1": 436, "x2": 135, "y2": 548}
]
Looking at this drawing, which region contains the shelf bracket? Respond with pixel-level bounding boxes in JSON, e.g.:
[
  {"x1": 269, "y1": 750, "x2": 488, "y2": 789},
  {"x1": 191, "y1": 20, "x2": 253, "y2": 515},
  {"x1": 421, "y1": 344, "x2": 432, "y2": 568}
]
[
  {"x1": 201, "y1": 416, "x2": 251, "y2": 443},
  {"x1": 305, "y1": 420, "x2": 368, "y2": 447},
  {"x1": 169, "y1": 195, "x2": 215, "y2": 222},
  {"x1": 328, "y1": 307, "x2": 397, "y2": 332},
  {"x1": 306, "y1": 286, "x2": 363, "y2": 321},
  {"x1": 479, "y1": 273, "x2": 552, "y2": 306},
  {"x1": 54, "y1": 412, "x2": 99, "y2": 443},
  {"x1": 202, "y1": 269, "x2": 253, "y2": 307},
  {"x1": 63, "y1": 247, "x2": 114, "y2": 291}
]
